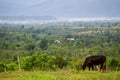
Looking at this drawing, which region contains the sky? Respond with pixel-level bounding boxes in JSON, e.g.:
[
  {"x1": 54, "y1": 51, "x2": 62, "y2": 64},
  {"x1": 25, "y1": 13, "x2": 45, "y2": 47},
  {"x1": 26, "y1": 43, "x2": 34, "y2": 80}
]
[{"x1": 0, "y1": 0, "x2": 120, "y2": 18}]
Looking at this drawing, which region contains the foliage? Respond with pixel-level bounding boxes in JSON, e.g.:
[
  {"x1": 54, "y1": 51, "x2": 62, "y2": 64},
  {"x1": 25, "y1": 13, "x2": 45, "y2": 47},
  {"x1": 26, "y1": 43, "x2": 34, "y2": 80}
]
[
  {"x1": 22, "y1": 56, "x2": 36, "y2": 71},
  {"x1": 54, "y1": 56, "x2": 67, "y2": 69},
  {"x1": 21, "y1": 53, "x2": 56, "y2": 71},
  {"x1": 109, "y1": 58, "x2": 120, "y2": 71},
  {"x1": 40, "y1": 39, "x2": 48, "y2": 50},
  {"x1": 0, "y1": 63, "x2": 6, "y2": 72},
  {"x1": 0, "y1": 22, "x2": 120, "y2": 71},
  {"x1": 6, "y1": 63, "x2": 17, "y2": 71},
  {"x1": 34, "y1": 53, "x2": 56, "y2": 70}
]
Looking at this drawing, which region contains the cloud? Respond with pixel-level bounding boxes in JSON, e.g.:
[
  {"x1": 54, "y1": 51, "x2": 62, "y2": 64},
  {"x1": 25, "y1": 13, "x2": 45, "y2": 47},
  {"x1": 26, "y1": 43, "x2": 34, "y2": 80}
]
[{"x1": 0, "y1": 0, "x2": 120, "y2": 17}]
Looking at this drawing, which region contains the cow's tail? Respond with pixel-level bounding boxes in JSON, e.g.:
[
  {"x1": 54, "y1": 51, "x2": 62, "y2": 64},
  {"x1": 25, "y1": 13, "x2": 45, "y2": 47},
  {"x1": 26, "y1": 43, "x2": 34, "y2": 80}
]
[{"x1": 104, "y1": 60, "x2": 106, "y2": 71}]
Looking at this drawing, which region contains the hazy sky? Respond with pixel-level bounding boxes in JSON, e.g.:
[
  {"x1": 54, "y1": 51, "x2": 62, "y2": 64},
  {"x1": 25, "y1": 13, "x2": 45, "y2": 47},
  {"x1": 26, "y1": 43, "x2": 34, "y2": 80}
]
[{"x1": 0, "y1": 0, "x2": 120, "y2": 17}]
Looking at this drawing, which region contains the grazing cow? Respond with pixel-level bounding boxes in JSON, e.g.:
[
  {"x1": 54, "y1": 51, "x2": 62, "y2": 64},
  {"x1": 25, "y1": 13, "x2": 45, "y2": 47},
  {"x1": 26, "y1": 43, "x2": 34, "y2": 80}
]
[{"x1": 81, "y1": 55, "x2": 106, "y2": 72}]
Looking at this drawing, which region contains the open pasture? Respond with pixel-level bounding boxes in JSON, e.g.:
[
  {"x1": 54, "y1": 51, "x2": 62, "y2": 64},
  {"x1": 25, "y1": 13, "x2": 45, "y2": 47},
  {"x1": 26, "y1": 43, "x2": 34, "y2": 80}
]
[{"x1": 0, "y1": 70, "x2": 120, "y2": 80}]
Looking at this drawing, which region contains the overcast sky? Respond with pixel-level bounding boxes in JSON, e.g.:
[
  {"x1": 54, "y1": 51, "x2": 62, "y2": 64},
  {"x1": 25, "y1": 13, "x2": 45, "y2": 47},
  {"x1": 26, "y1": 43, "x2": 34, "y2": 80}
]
[{"x1": 0, "y1": 0, "x2": 120, "y2": 18}]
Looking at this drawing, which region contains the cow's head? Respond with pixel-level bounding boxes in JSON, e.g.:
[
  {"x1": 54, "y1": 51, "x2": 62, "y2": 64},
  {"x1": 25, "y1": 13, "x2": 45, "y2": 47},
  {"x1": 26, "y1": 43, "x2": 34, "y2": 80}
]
[{"x1": 81, "y1": 65, "x2": 86, "y2": 70}]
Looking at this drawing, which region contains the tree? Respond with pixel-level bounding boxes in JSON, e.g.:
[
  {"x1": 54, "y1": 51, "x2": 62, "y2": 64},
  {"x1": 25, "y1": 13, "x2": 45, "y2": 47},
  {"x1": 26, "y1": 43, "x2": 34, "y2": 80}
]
[
  {"x1": 6, "y1": 63, "x2": 17, "y2": 71},
  {"x1": 40, "y1": 39, "x2": 48, "y2": 50},
  {"x1": 109, "y1": 58, "x2": 120, "y2": 70},
  {"x1": 54, "y1": 56, "x2": 67, "y2": 69},
  {"x1": 26, "y1": 43, "x2": 35, "y2": 50},
  {"x1": 22, "y1": 56, "x2": 35, "y2": 71},
  {"x1": 0, "y1": 63, "x2": 6, "y2": 72},
  {"x1": 21, "y1": 53, "x2": 56, "y2": 71}
]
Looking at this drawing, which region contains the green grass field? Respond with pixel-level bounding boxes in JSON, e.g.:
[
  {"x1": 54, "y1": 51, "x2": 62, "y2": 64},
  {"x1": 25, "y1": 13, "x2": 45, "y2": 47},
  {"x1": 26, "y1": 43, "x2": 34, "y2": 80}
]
[{"x1": 0, "y1": 70, "x2": 120, "y2": 80}]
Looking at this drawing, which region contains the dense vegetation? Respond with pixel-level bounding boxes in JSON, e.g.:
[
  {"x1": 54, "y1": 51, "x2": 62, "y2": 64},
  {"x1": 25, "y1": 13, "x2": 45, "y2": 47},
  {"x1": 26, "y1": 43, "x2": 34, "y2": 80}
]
[{"x1": 0, "y1": 22, "x2": 120, "y2": 72}]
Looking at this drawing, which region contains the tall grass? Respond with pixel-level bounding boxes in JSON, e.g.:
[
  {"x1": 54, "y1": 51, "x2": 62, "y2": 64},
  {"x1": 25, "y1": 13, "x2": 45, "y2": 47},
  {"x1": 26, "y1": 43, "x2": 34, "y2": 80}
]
[{"x1": 0, "y1": 70, "x2": 120, "y2": 80}]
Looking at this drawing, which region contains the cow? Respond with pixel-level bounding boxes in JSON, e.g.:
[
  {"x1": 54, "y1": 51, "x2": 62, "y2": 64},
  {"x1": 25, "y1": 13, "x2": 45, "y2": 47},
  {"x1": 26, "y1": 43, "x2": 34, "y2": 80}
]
[{"x1": 81, "y1": 55, "x2": 106, "y2": 72}]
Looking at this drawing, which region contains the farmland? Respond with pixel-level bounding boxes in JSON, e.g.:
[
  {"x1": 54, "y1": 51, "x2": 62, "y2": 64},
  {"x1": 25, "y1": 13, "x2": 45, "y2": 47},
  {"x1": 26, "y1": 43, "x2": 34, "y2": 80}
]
[{"x1": 0, "y1": 21, "x2": 120, "y2": 80}]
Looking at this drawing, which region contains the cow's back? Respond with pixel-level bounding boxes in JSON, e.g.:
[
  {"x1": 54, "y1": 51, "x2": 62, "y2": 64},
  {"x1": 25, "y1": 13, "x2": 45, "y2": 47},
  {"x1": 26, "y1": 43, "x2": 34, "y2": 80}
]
[{"x1": 84, "y1": 55, "x2": 106, "y2": 65}]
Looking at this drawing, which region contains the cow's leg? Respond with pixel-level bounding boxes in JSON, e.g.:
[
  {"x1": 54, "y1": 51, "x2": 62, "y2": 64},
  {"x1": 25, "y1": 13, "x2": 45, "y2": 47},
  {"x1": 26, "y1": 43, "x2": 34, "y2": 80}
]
[
  {"x1": 89, "y1": 65, "x2": 93, "y2": 71},
  {"x1": 92, "y1": 65, "x2": 94, "y2": 70},
  {"x1": 96, "y1": 65, "x2": 100, "y2": 71},
  {"x1": 100, "y1": 63, "x2": 104, "y2": 72},
  {"x1": 100, "y1": 64, "x2": 102, "y2": 71},
  {"x1": 89, "y1": 66, "x2": 91, "y2": 71},
  {"x1": 103, "y1": 63, "x2": 106, "y2": 72}
]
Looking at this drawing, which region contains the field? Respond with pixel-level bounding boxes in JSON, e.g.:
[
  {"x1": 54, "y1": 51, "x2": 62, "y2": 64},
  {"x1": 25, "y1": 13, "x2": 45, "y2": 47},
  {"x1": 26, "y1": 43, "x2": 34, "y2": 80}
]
[
  {"x1": 0, "y1": 70, "x2": 120, "y2": 80},
  {"x1": 0, "y1": 22, "x2": 120, "y2": 80}
]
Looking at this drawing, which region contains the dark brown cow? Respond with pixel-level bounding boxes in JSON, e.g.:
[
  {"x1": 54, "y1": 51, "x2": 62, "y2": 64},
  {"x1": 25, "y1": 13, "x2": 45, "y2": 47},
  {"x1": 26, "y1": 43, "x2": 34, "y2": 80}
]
[{"x1": 81, "y1": 55, "x2": 106, "y2": 72}]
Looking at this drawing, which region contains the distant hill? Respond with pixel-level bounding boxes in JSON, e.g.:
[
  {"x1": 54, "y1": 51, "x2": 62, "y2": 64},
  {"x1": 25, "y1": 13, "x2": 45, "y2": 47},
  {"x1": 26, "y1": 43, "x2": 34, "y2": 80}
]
[
  {"x1": 0, "y1": 16, "x2": 120, "y2": 24},
  {"x1": 0, "y1": 16, "x2": 56, "y2": 21}
]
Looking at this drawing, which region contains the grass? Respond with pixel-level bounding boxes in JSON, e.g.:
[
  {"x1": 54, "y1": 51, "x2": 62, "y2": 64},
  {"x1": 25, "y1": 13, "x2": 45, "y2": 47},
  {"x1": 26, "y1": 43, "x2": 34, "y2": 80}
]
[{"x1": 0, "y1": 70, "x2": 120, "y2": 80}]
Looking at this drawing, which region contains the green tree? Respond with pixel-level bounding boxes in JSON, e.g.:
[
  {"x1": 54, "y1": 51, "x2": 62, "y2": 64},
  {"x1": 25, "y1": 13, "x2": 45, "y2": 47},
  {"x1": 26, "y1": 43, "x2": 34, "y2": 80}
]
[
  {"x1": 109, "y1": 58, "x2": 120, "y2": 70},
  {"x1": 6, "y1": 63, "x2": 17, "y2": 71},
  {"x1": 40, "y1": 39, "x2": 48, "y2": 50},
  {"x1": 0, "y1": 63, "x2": 6, "y2": 72},
  {"x1": 22, "y1": 56, "x2": 36, "y2": 71},
  {"x1": 26, "y1": 43, "x2": 35, "y2": 50},
  {"x1": 54, "y1": 56, "x2": 67, "y2": 69},
  {"x1": 35, "y1": 53, "x2": 56, "y2": 70}
]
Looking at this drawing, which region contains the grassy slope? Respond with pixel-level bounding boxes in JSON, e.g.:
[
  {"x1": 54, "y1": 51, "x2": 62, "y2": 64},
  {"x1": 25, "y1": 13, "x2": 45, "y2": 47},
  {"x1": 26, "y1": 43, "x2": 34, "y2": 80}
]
[{"x1": 0, "y1": 70, "x2": 120, "y2": 80}]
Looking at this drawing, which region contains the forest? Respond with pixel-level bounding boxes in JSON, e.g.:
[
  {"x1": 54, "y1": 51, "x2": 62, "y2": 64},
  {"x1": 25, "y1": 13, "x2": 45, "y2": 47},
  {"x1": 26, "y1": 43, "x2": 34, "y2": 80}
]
[{"x1": 0, "y1": 21, "x2": 120, "y2": 72}]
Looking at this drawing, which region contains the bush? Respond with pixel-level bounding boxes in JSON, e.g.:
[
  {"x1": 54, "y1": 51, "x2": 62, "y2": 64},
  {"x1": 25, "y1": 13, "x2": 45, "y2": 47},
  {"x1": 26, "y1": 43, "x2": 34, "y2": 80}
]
[
  {"x1": 54, "y1": 56, "x2": 67, "y2": 69},
  {"x1": 6, "y1": 63, "x2": 17, "y2": 71},
  {"x1": 0, "y1": 63, "x2": 6, "y2": 72},
  {"x1": 109, "y1": 58, "x2": 120, "y2": 71},
  {"x1": 22, "y1": 56, "x2": 34, "y2": 71},
  {"x1": 21, "y1": 53, "x2": 56, "y2": 71},
  {"x1": 35, "y1": 53, "x2": 56, "y2": 70}
]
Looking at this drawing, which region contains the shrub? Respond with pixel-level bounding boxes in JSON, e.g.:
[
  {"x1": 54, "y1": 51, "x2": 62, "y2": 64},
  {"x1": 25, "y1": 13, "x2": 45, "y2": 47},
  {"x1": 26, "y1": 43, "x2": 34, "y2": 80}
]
[
  {"x1": 54, "y1": 56, "x2": 67, "y2": 69},
  {"x1": 22, "y1": 56, "x2": 34, "y2": 71},
  {"x1": 109, "y1": 58, "x2": 120, "y2": 70},
  {"x1": 21, "y1": 53, "x2": 57, "y2": 71},
  {"x1": 6, "y1": 63, "x2": 17, "y2": 71},
  {"x1": 0, "y1": 63, "x2": 6, "y2": 72}
]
